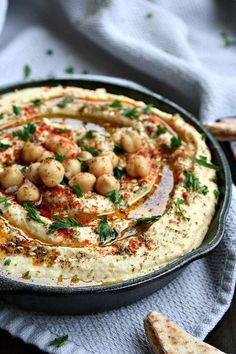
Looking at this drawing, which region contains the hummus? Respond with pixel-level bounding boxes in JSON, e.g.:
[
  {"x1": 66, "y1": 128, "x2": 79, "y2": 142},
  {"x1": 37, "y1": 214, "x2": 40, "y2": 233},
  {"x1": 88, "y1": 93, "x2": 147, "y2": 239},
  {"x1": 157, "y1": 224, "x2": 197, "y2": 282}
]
[{"x1": 0, "y1": 85, "x2": 219, "y2": 286}]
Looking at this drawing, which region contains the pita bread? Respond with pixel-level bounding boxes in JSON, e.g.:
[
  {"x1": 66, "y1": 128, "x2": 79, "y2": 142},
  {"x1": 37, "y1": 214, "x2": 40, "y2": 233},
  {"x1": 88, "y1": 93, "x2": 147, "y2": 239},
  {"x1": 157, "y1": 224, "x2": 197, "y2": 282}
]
[{"x1": 144, "y1": 311, "x2": 225, "y2": 354}]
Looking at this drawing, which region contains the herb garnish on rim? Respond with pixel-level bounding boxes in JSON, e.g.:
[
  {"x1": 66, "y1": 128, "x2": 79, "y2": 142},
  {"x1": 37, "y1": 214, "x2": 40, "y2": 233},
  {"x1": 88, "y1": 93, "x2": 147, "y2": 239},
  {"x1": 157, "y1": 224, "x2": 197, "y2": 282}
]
[
  {"x1": 65, "y1": 66, "x2": 75, "y2": 74},
  {"x1": 80, "y1": 130, "x2": 94, "y2": 141},
  {"x1": 12, "y1": 105, "x2": 22, "y2": 115},
  {"x1": 23, "y1": 64, "x2": 31, "y2": 80},
  {"x1": 0, "y1": 114, "x2": 4, "y2": 120},
  {"x1": 153, "y1": 125, "x2": 167, "y2": 138},
  {"x1": 170, "y1": 135, "x2": 182, "y2": 148},
  {"x1": 31, "y1": 98, "x2": 42, "y2": 107},
  {"x1": 221, "y1": 32, "x2": 236, "y2": 47},
  {"x1": 57, "y1": 97, "x2": 73, "y2": 108},
  {"x1": 135, "y1": 215, "x2": 161, "y2": 226},
  {"x1": 183, "y1": 170, "x2": 209, "y2": 195},
  {"x1": 0, "y1": 141, "x2": 12, "y2": 150},
  {"x1": 191, "y1": 155, "x2": 220, "y2": 170},
  {"x1": 3, "y1": 258, "x2": 11, "y2": 266},
  {"x1": 49, "y1": 217, "x2": 83, "y2": 233},
  {"x1": 49, "y1": 335, "x2": 69, "y2": 348},
  {"x1": 97, "y1": 217, "x2": 118, "y2": 244},
  {"x1": 22, "y1": 201, "x2": 46, "y2": 226},
  {"x1": 122, "y1": 108, "x2": 139, "y2": 119},
  {"x1": 107, "y1": 190, "x2": 122, "y2": 205},
  {"x1": 13, "y1": 122, "x2": 36, "y2": 141},
  {"x1": 143, "y1": 104, "x2": 153, "y2": 114},
  {"x1": 72, "y1": 184, "x2": 83, "y2": 197},
  {"x1": 174, "y1": 198, "x2": 190, "y2": 220},
  {"x1": 109, "y1": 100, "x2": 122, "y2": 109}
]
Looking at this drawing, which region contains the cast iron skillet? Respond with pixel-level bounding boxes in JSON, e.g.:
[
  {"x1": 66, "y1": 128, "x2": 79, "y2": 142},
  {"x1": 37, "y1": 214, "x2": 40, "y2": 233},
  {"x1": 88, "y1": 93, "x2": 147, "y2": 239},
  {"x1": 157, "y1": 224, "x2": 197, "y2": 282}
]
[{"x1": 0, "y1": 76, "x2": 232, "y2": 314}]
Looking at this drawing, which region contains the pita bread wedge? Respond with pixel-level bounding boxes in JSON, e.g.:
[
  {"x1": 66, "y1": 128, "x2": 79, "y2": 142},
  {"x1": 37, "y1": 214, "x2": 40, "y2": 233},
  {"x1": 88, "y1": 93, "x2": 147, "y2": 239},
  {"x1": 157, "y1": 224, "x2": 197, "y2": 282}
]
[{"x1": 144, "y1": 311, "x2": 225, "y2": 354}]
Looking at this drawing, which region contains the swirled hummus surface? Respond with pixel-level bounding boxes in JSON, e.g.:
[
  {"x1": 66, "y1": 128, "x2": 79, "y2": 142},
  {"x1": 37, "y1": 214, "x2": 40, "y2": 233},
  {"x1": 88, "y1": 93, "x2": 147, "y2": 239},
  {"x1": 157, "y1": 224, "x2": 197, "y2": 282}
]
[{"x1": 0, "y1": 86, "x2": 219, "y2": 286}]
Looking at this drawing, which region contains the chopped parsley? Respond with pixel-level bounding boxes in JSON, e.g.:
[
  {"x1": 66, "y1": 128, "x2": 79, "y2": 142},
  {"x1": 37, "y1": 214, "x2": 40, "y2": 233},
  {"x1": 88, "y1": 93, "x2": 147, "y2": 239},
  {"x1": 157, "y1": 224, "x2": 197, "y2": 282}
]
[
  {"x1": 31, "y1": 98, "x2": 42, "y2": 107},
  {"x1": 143, "y1": 103, "x2": 153, "y2": 114},
  {"x1": 107, "y1": 190, "x2": 121, "y2": 205},
  {"x1": 175, "y1": 198, "x2": 190, "y2": 220},
  {"x1": 72, "y1": 184, "x2": 83, "y2": 197},
  {"x1": 23, "y1": 64, "x2": 31, "y2": 79},
  {"x1": 183, "y1": 170, "x2": 208, "y2": 195},
  {"x1": 78, "y1": 156, "x2": 90, "y2": 162},
  {"x1": 49, "y1": 217, "x2": 83, "y2": 233},
  {"x1": 135, "y1": 215, "x2": 161, "y2": 226},
  {"x1": 13, "y1": 122, "x2": 36, "y2": 141},
  {"x1": 55, "y1": 128, "x2": 70, "y2": 134},
  {"x1": 46, "y1": 49, "x2": 53, "y2": 55},
  {"x1": 21, "y1": 166, "x2": 28, "y2": 173},
  {"x1": 97, "y1": 217, "x2": 118, "y2": 244},
  {"x1": 153, "y1": 125, "x2": 167, "y2": 137},
  {"x1": 22, "y1": 201, "x2": 46, "y2": 226},
  {"x1": 191, "y1": 155, "x2": 220, "y2": 170},
  {"x1": 145, "y1": 12, "x2": 153, "y2": 19},
  {"x1": 201, "y1": 133, "x2": 206, "y2": 141},
  {"x1": 114, "y1": 166, "x2": 125, "y2": 180},
  {"x1": 22, "y1": 270, "x2": 31, "y2": 279},
  {"x1": 80, "y1": 130, "x2": 94, "y2": 141},
  {"x1": 55, "y1": 153, "x2": 65, "y2": 163},
  {"x1": 12, "y1": 105, "x2": 22, "y2": 115},
  {"x1": 82, "y1": 69, "x2": 88, "y2": 74},
  {"x1": 0, "y1": 196, "x2": 12, "y2": 214},
  {"x1": 65, "y1": 66, "x2": 75, "y2": 74},
  {"x1": 57, "y1": 97, "x2": 72, "y2": 108},
  {"x1": 113, "y1": 144, "x2": 125, "y2": 155},
  {"x1": 0, "y1": 141, "x2": 12, "y2": 150},
  {"x1": 49, "y1": 335, "x2": 68, "y2": 348},
  {"x1": 221, "y1": 31, "x2": 236, "y2": 47},
  {"x1": 3, "y1": 258, "x2": 11, "y2": 266},
  {"x1": 214, "y1": 189, "x2": 220, "y2": 198},
  {"x1": 109, "y1": 100, "x2": 122, "y2": 109},
  {"x1": 0, "y1": 114, "x2": 4, "y2": 120},
  {"x1": 81, "y1": 145, "x2": 100, "y2": 156},
  {"x1": 170, "y1": 135, "x2": 182, "y2": 148},
  {"x1": 122, "y1": 108, "x2": 139, "y2": 119}
]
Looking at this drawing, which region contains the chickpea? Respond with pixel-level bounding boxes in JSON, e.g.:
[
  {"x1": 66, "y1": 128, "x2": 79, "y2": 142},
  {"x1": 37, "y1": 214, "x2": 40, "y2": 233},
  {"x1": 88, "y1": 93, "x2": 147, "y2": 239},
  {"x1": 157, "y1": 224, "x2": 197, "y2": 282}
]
[
  {"x1": 100, "y1": 151, "x2": 119, "y2": 168},
  {"x1": 69, "y1": 172, "x2": 96, "y2": 193},
  {"x1": 88, "y1": 156, "x2": 113, "y2": 177},
  {"x1": 0, "y1": 166, "x2": 24, "y2": 189},
  {"x1": 120, "y1": 130, "x2": 142, "y2": 153},
  {"x1": 21, "y1": 142, "x2": 45, "y2": 164},
  {"x1": 45, "y1": 135, "x2": 79, "y2": 159},
  {"x1": 126, "y1": 155, "x2": 150, "y2": 178},
  {"x1": 77, "y1": 151, "x2": 93, "y2": 162},
  {"x1": 38, "y1": 150, "x2": 55, "y2": 161},
  {"x1": 39, "y1": 159, "x2": 64, "y2": 187},
  {"x1": 16, "y1": 180, "x2": 40, "y2": 203},
  {"x1": 95, "y1": 174, "x2": 120, "y2": 196},
  {"x1": 26, "y1": 162, "x2": 42, "y2": 185},
  {"x1": 64, "y1": 159, "x2": 81, "y2": 179}
]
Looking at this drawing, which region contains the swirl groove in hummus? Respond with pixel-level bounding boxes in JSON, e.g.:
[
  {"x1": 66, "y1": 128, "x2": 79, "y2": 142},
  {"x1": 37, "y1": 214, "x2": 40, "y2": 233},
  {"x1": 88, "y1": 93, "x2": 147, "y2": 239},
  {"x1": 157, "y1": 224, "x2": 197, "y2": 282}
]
[{"x1": 0, "y1": 86, "x2": 219, "y2": 286}]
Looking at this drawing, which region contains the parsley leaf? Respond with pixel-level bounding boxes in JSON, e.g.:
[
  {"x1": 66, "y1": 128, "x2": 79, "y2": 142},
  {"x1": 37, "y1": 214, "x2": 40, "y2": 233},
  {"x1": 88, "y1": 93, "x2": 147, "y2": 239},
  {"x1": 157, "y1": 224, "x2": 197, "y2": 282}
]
[
  {"x1": 143, "y1": 104, "x2": 153, "y2": 114},
  {"x1": 46, "y1": 49, "x2": 53, "y2": 55},
  {"x1": 55, "y1": 153, "x2": 65, "y2": 163},
  {"x1": 183, "y1": 170, "x2": 209, "y2": 195},
  {"x1": 114, "y1": 167, "x2": 125, "y2": 180},
  {"x1": 22, "y1": 270, "x2": 31, "y2": 279},
  {"x1": 80, "y1": 130, "x2": 94, "y2": 142},
  {"x1": 97, "y1": 217, "x2": 118, "y2": 244},
  {"x1": 0, "y1": 141, "x2": 12, "y2": 150},
  {"x1": 122, "y1": 108, "x2": 139, "y2": 119},
  {"x1": 214, "y1": 189, "x2": 220, "y2": 198},
  {"x1": 135, "y1": 216, "x2": 161, "y2": 226},
  {"x1": 175, "y1": 198, "x2": 190, "y2": 220},
  {"x1": 31, "y1": 98, "x2": 42, "y2": 107},
  {"x1": 21, "y1": 166, "x2": 27, "y2": 173},
  {"x1": 107, "y1": 190, "x2": 121, "y2": 205},
  {"x1": 12, "y1": 105, "x2": 22, "y2": 115},
  {"x1": 22, "y1": 201, "x2": 46, "y2": 226},
  {"x1": 81, "y1": 145, "x2": 100, "y2": 156},
  {"x1": 49, "y1": 217, "x2": 83, "y2": 233},
  {"x1": 72, "y1": 184, "x2": 83, "y2": 197},
  {"x1": 170, "y1": 135, "x2": 182, "y2": 148},
  {"x1": 0, "y1": 196, "x2": 12, "y2": 210},
  {"x1": 65, "y1": 66, "x2": 75, "y2": 74},
  {"x1": 113, "y1": 144, "x2": 125, "y2": 155},
  {"x1": 55, "y1": 128, "x2": 70, "y2": 133},
  {"x1": 0, "y1": 114, "x2": 4, "y2": 120},
  {"x1": 23, "y1": 64, "x2": 31, "y2": 79},
  {"x1": 49, "y1": 335, "x2": 68, "y2": 348},
  {"x1": 57, "y1": 97, "x2": 73, "y2": 108},
  {"x1": 13, "y1": 123, "x2": 36, "y2": 141},
  {"x1": 191, "y1": 155, "x2": 220, "y2": 170},
  {"x1": 3, "y1": 258, "x2": 11, "y2": 266},
  {"x1": 109, "y1": 100, "x2": 122, "y2": 109},
  {"x1": 82, "y1": 69, "x2": 88, "y2": 74},
  {"x1": 201, "y1": 133, "x2": 206, "y2": 141},
  {"x1": 221, "y1": 32, "x2": 236, "y2": 47},
  {"x1": 153, "y1": 125, "x2": 167, "y2": 138}
]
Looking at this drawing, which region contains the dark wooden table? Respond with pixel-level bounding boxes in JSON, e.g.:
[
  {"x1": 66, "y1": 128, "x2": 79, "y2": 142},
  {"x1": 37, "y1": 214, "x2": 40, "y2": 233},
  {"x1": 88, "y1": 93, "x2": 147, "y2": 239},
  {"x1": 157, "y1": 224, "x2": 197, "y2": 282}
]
[{"x1": 0, "y1": 289, "x2": 235, "y2": 354}]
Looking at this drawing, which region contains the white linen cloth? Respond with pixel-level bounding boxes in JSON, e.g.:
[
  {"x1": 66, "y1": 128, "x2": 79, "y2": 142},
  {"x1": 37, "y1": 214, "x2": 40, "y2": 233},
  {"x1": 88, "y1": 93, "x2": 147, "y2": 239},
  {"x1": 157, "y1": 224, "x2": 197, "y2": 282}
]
[{"x1": 0, "y1": 1, "x2": 235, "y2": 353}]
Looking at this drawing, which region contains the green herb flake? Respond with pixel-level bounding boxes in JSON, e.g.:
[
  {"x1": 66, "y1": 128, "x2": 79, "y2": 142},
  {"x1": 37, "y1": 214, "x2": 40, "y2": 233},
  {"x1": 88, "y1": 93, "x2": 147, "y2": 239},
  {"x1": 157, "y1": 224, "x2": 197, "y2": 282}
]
[
  {"x1": 114, "y1": 167, "x2": 125, "y2": 180},
  {"x1": 49, "y1": 217, "x2": 83, "y2": 233},
  {"x1": 31, "y1": 98, "x2": 42, "y2": 107},
  {"x1": 13, "y1": 122, "x2": 36, "y2": 141},
  {"x1": 107, "y1": 190, "x2": 121, "y2": 205},
  {"x1": 22, "y1": 201, "x2": 46, "y2": 226},
  {"x1": 55, "y1": 128, "x2": 70, "y2": 134},
  {"x1": 0, "y1": 114, "x2": 4, "y2": 120},
  {"x1": 0, "y1": 141, "x2": 12, "y2": 150},
  {"x1": 97, "y1": 217, "x2": 118, "y2": 244},
  {"x1": 0, "y1": 196, "x2": 12, "y2": 208},
  {"x1": 81, "y1": 145, "x2": 100, "y2": 156},
  {"x1": 65, "y1": 66, "x2": 75, "y2": 74},
  {"x1": 201, "y1": 133, "x2": 206, "y2": 141},
  {"x1": 22, "y1": 270, "x2": 31, "y2": 279},
  {"x1": 143, "y1": 104, "x2": 153, "y2": 114},
  {"x1": 183, "y1": 170, "x2": 209, "y2": 195},
  {"x1": 72, "y1": 184, "x2": 83, "y2": 197},
  {"x1": 55, "y1": 153, "x2": 65, "y2": 163},
  {"x1": 153, "y1": 125, "x2": 167, "y2": 138},
  {"x1": 201, "y1": 185, "x2": 209, "y2": 195},
  {"x1": 113, "y1": 144, "x2": 125, "y2": 155},
  {"x1": 109, "y1": 100, "x2": 122, "y2": 109},
  {"x1": 21, "y1": 166, "x2": 28, "y2": 173},
  {"x1": 221, "y1": 31, "x2": 236, "y2": 47},
  {"x1": 191, "y1": 155, "x2": 220, "y2": 170},
  {"x1": 12, "y1": 105, "x2": 22, "y2": 115},
  {"x1": 80, "y1": 130, "x2": 94, "y2": 142},
  {"x1": 145, "y1": 12, "x2": 153, "y2": 19},
  {"x1": 46, "y1": 49, "x2": 53, "y2": 55},
  {"x1": 170, "y1": 135, "x2": 182, "y2": 148},
  {"x1": 214, "y1": 189, "x2": 220, "y2": 198},
  {"x1": 23, "y1": 64, "x2": 31, "y2": 80},
  {"x1": 135, "y1": 215, "x2": 161, "y2": 226},
  {"x1": 82, "y1": 69, "x2": 88, "y2": 74},
  {"x1": 49, "y1": 335, "x2": 69, "y2": 348},
  {"x1": 57, "y1": 97, "x2": 73, "y2": 108},
  {"x1": 175, "y1": 198, "x2": 190, "y2": 220},
  {"x1": 122, "y1": 108, "x2": 139, "y2": 119},
  {"x1": 3, "y1": 258, "x2": 11, "y2": 266}
]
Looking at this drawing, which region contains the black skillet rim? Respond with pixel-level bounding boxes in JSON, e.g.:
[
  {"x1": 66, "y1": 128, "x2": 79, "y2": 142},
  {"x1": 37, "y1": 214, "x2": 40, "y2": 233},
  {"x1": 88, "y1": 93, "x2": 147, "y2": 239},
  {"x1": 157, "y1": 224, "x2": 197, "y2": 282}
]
[{"x1": 0, "y1": 76, "x2": 232, "y2": 294}]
